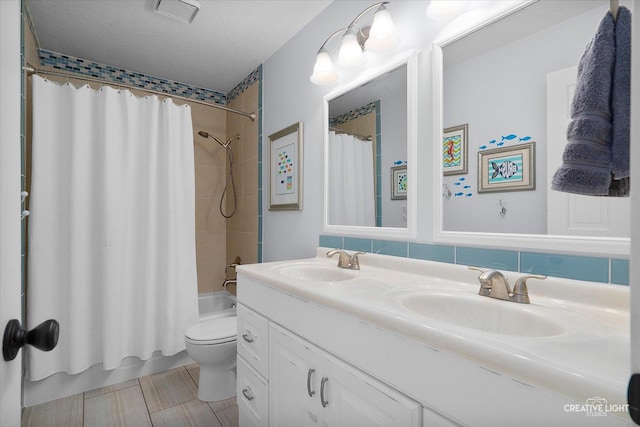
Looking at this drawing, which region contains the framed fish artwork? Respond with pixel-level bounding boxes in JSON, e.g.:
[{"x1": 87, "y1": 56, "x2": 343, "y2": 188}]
[
  {"x1": 268, "y1": 122, "x2": 303, "y2": 210},
  {"x1": 443, "y1": 124, "x2": 468, "y2": 176},
  {"x1": 391, "y1": 165, "x2": 407, "y2": 200},
  {"x1": 477, "y1": 142, "x2": 535, "y2": 193}
]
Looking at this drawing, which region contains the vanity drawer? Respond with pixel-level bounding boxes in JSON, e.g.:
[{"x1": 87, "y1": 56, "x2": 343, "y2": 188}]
[
  {"x1": 238, "y1": 356, "x2": 268, "y2": 427},
  {"x1": 237, "y1": 303, "x2": 269, "y2": 377}
]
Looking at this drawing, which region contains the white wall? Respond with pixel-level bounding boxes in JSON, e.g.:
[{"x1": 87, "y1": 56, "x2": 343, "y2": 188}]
[
  {"x1": 262, "y1": 0, "x2": 447, "y2": 261},
  {"x1": 442, "y1": 5, "x2": 609, "y2": 234},
  {"x1": 260, "y1": 0, "x2": 634, "y2": 262}
]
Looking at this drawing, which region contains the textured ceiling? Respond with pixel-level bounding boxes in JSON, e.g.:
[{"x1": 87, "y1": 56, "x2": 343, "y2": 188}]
[{"x1": 27, "y1": 0, "x2": 333, "y2": 93}]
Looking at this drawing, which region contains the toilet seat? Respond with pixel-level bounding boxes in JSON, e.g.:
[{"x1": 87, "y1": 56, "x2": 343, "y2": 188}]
[{"x1": 185, "y1": 316, "x2": 237, "y2": 345}]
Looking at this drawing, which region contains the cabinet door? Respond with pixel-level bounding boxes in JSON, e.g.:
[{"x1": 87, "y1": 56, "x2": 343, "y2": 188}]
[
  {"x1": 321, "y1": 354, "x2": 421, "y2": 427},
  {"x1": 269, "y1": 324, "x2": 322, "y2": 427}
]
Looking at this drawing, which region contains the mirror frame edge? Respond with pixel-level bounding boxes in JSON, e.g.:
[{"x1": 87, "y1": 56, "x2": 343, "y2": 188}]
[
  {"x1": 323, "y1": 50, "x2": 418, "y2": 240},
  {"x1": 431, "y1": 8, "x2": 630, "y2": 258}
]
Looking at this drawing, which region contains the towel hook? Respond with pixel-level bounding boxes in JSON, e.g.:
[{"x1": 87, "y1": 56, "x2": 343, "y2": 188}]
[
  {"x1": 499, "y1": 199, "x2": 507, "y2": 217},
  {"x1": 442, "y1": 183, "x2": 452, "y2": 200}
]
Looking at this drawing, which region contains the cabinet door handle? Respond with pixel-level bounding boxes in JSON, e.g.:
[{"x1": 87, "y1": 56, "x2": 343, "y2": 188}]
[
  {"x1": 242, "y1": 387, "x2": 255, "y2": 401},
  {"x1": 320, "y1": 377, "x2": 329, "y2": 407},
  {"x1": 307, "y1": 368, "x2": 316, "y2": 397},
  {"x1": 242, "y1": 331, "x2": 255, "y2": 343}
]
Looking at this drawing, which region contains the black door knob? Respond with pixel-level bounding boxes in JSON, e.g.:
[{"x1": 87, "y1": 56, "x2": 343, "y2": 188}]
[{"x1": 2, "y1": 319, "x2": 59, "y2": 361}]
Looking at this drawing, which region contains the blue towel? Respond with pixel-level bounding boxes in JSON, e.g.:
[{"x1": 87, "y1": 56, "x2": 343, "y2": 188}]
[
  {"x1": 609, "y1": 6, "x2": 631, "y2": 196},
  {"x1": 551, "y1": 7, "x2": 631, "y2": 197}
]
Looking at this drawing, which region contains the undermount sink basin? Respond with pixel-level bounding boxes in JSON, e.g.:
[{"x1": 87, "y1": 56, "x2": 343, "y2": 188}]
[
  {"x1": 401, "y1": 293, "x2": 565, "y2": 337},
  {"x1": 278, "y1": 264, "x2": 357, "y2": 282}
]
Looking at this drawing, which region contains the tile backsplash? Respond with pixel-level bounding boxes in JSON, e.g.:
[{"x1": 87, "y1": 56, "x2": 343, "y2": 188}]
[{"x1": 319, "y1": 235, "x2": 629, "y2": 285}]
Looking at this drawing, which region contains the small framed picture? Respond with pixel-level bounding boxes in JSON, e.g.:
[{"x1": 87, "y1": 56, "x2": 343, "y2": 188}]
[
  {"x1": 391, "y1": 165, "x2": 407, "y2": 200},
  {"x1": 478, "y1": 142, "x2": 535, "y2": 193},
  {"x1": 443, "y1": 124, "x2": 468, "y2": 176},
  {"x1": 268, "y1": 122, "x2": 303, "y2": 210}
]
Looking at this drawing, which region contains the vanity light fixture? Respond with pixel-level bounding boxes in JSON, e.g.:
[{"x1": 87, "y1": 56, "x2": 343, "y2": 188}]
[{"x1": 310, "y1": 2, "x2": 400, "y2": 85}]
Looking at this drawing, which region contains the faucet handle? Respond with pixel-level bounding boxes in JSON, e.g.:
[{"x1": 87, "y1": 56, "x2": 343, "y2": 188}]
[
  {"x1": 512, "y1": 274, "x2": 546, "y2": 304},
  {"x1": 349, "y1": 251, "x2": 365, "y2": 270},
  {"x1": 468, "y1": 266, "x2": 487, "y2": 276},
  {"x1": 468, "y1": 266, "x2": 492, "y2": 296},
  {"x1": 327, "y1": 249, "x2": 351, "y2": 268}
]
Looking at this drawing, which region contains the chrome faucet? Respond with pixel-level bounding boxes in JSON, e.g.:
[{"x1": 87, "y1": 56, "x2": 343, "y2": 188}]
[
  {"x1": 326, "y1": 249, "x2": 365, "y2": 270},
  {"x1": 468, "y1": 266, "x2": 546, "y2": 304}
]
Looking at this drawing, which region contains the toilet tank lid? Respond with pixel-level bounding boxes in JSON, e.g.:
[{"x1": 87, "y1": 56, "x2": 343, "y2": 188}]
[{"x1": 185, "y1": 316, "x2": 237, "y2": 341}]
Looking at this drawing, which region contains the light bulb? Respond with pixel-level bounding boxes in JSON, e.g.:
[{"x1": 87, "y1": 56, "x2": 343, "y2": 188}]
[
  {"x1": 310, "y1": 49, "x2": 339, "y2": 85},
  {"x1": 338, "y1": 28, "x2": 366, "y2": 68},
  {"x1": 365, "y1": 5, "x2": 400, "y2": 52}
]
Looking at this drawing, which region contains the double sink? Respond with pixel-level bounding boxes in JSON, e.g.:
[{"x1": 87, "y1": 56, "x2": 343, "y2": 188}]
[
  {"x1": 248, "y1": 250, "x2": 629, "y2": 407},
  {"x1": 278, "y1": 260, "x2": 563, "y2": 338}
]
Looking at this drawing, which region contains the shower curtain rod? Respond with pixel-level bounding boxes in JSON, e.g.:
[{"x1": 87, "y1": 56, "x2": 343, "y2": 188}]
[
  {"x1": 329, "y1": 127, "x2": 373, "y2": 141},
  {"x1": 23, "y1": 64, "x2": 256, "y2": 121}
]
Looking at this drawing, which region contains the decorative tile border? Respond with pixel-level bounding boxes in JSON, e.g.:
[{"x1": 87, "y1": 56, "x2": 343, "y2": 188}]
[
  {"x1": 227, "y1": 67, "x2": 261, "y2": 103},
  {"x1": 38, "y1": 49, "x2": 230, "y2": 105},
  {"x1": 319, "y1": 235, "x2": 630, "y2": 286},
  {"x1": 329, "y1": 101, "x2": 377, "y2": 126}
]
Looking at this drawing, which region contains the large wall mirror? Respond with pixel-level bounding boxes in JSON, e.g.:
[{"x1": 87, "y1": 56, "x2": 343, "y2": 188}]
[
  {"x1": 433, "y1": 0, "x2": 630, "y2": 255},
  {"x1": 324, "y1": 53, "x2": 417, "y2": 239}
]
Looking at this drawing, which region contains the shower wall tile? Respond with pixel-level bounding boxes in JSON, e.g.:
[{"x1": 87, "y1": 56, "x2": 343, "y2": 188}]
[{"x1": 227, "y1": 67, "x2": 261, "y2": 103}]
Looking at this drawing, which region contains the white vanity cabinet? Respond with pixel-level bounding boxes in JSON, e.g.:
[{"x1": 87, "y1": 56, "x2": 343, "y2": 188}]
[
  {"x1": 237, "y1": 263, "x2": 629, "y2": 427},
  {"x1": 269, "y1": 322, "x2": 421, "y2": 427}
]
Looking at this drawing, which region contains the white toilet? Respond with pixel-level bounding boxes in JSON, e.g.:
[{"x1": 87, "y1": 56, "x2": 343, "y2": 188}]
[{"x1": 185, "y1": 315, "x2": 238, "y2": 402}]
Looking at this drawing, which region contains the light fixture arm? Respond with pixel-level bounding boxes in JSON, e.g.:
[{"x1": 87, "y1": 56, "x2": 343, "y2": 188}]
[
  {"x1": 317, "y1": 27, "x2": 349, "y2": 52},
  {"x1": 345, "y1": 1, "x2": 388, "y2": 32}
]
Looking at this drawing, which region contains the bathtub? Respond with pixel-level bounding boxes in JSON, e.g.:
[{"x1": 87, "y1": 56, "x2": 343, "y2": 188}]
[
  {"x1": 24, "y1": 291, "x2": 236, "y2": 406},
  {"x1": 198, "y1": 291, "x2": 237, "y2": 319}
]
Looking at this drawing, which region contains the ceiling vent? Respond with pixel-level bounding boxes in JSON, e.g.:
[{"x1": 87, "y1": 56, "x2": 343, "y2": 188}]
[{"x1": 154, "y1": 0, "x2": 201, "y2": 24}]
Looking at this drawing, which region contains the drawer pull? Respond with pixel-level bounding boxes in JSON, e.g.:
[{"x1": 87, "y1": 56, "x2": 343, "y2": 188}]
[
  {"x1": 242, "y1": 387, "x2": 255, "y2": 401},
  {"x1": 307, "y1": 368, "x2": 316, "y2": 397},
  {"x1": 242, "y1": 331, "x2": 255, "y2": 343},
  {"x1": 320, "y1": 377, "x2": 329, "y2": 407}
]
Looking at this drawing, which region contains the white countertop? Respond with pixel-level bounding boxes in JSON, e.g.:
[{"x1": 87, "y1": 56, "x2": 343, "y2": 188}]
[{"x1": 237, "y1": 248, "x2": 630, "y2": 406}]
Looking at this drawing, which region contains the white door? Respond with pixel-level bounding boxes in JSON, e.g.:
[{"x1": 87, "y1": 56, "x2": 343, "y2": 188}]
[
  {"x1": 0, "y1": 1, "x2": 25, "y2": 425},
  {"x1": 546, "y1": 67, "x2": 630, "y2": 237},
  {"x1": 268, "y1": 324, "x2": 322, "y2": 426},
  {"x1": 321, "y1": 354, "x2": 420, "y2": 427}
]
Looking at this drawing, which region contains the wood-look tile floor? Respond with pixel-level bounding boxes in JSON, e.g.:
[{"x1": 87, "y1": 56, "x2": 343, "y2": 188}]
[{"x1": 21, "y1": 364, "x2": 238, "y2": 427}]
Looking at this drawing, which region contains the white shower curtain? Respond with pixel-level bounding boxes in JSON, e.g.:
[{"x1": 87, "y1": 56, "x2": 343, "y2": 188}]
[
  {"x1": 327, "y1": 131, "x2": 375, "y2": 226},
  {"x1": 27, "y1": 76, "x2": 199, "y2": 380}
]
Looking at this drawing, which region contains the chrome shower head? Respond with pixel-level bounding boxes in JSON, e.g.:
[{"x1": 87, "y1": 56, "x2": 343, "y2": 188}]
[{"x1": 198, "y1": 130, "x2": 225, "y2": 147}]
